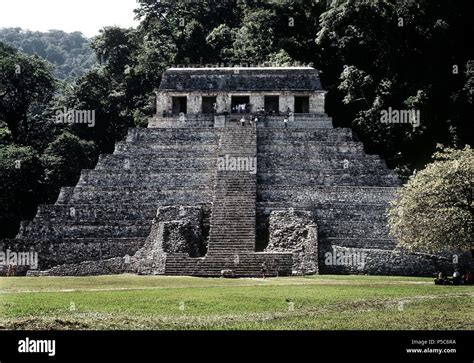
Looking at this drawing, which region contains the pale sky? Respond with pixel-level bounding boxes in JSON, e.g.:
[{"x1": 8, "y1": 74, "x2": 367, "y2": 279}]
[{"x1": 0, "y1": 0, "x2": 140, "y2": 38}]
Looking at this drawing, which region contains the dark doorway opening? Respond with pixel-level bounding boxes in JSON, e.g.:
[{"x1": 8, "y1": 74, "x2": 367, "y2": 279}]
[
  {"x1": 172, "y1": 96, "x2": 187, "y2": 114},
  {"x1": 202, "y1": 96, "x2": 217, "y2": 114},
  {"x1": 231, "y1": 96, "x2": 250, "y2": 113},
  {"x1": 264, "y1": 96, "x2": 279, "y2": 114},
  {"x1": 294, "y1": 96, "x2": 310, "y2": 113},
  {"x1": 255, "y1": 215, "x2": 270, "y2": 252}
]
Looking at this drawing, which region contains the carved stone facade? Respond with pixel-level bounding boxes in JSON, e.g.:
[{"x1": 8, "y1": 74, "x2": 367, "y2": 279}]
[{"x1": 155, "y1": 67, "x2": 326, "y2": 116}]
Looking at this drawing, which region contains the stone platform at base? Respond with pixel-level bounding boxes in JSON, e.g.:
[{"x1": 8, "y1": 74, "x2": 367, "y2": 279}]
[{"x1": 163, "y1": 252, "x2": 293, "y2": 277}]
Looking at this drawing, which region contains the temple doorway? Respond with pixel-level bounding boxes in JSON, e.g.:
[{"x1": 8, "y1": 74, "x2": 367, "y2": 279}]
[
  {"x1": 202, "y1": 96, "x2": 217, "y2": 114},
  {"x1": 231, "y1": 96, "x2": 250, "y2": 113},
  {"x1": 264, "y1": 95, "x2": 279, "y2": 113},
  {"x1": 294, "y1": 96, "x2": 310, "y2": 113},
  {"x1": 172, "y1": 96, "x2": 187, "y2": 114}
]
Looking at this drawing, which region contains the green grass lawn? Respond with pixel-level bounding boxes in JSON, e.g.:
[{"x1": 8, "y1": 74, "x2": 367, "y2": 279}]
[{"x1": 0, "y1": 274, "x2": 472, "y2": 330}]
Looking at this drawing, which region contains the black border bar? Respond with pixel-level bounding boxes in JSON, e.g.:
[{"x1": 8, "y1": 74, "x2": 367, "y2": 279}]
[{"x1": 0, "y1": 330, "x2": 472, "y2": 361}]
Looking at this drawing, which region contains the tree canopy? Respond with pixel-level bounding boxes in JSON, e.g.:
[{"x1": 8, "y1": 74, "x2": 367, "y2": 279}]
[
  {"x1": 388, "y1": 146, "x2": 473, "y2": 254},
  {"x1": 0, "y1": 43, "x2": 56, "y2": 142},
  {"x1": 0, "y1": 28, "x2": 95, "y2": 80}
]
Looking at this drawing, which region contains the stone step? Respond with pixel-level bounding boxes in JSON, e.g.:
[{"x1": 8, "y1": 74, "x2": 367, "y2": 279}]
[
  {"x1": 211, "y1": 216, "x2": 255, "y2": 221},
  {"x1": 318, "y1": 220, "x2": 390, "y2": 239},
  {"x1": 257, "y1": 120, "x2": 333, "y2": 129},
  {"x1": 207, "y1": 245, "x2": 255, "y2": 250},
  {"x1": 258, "y1": 186, "x2": 397, "y2": 204},
  {"x1": 164, "y1": 253, "x2": 293, "y2": 277},
  {"x1": 123, "y1": 140, "x2": 218, "y2": 150},
  {"x1": 211, "y1": 213, "x2": 256, "y2": 217},
  {"x1": 207, "y1": 246, "x2": 256, "y2": 251},
  {"x1": 258, "y1": 171, "x2": 399, "y2": 184},
  {"x1": 257, "y1": 159, "x2": 390, "y2": 172},
  {"x1": 18, "y1": 221, "x2": 151, "y2": 240},
  {"x1": 213, "y1": 189, "x2": 256, "y2": 193},
  {"x1": 112, "y1": 143, "x2": 217, "y2": 159},
  {"x1": 258, "y1": 202, "x2": 390, "y2": 222},
  {"x1": 114, "y1": 142, "x2": 218, "y2": 157},
  {"x1": 258, "y1": 153, "x2": 381, "y2": 161},
  {"x1": 257, "y1": 128, "x2": 354, "y2": 142},
  {"x1": 258, "y1": 142, "x2": 365, "y2": 154},
  {"x1": 126, "y1": 128, "x2": 219, "y2": 142},
  {"x1": 147, "y1": 116, "x2": 215, "y2": 129},
  {"x1": 56, "y1": 186, "x2": 213, "y2": 204},
  {"x1": 209, "y1": 231, "x2": 255, "y2": 236},
  {"x1": 77, "y1": 170, "x2": 213, "y2": 187},
  {"x1": 257, "y1": 164, "x2": 398, "y2": 175},
  {"x1": 28, "y1": 237, "x2": 145, "y2": 269},
  {"x1": 36, "y1": 204, "x2": 159, "y2": 221},
  {"x1": 257, "y1": 164, "x2": 394, "y2": 175},
  {"x1": 95, "y1": 155, "x2": 216, "y2": 171},
  {"x1": 320, "y1": 237, "x2": 396, "y2": 250},
  {"x1": 211, "y1": 210, "x2": 256, "y2": 216},
  {"x1": 92, "y1": 155, "x2": 392, "y2": 173}
]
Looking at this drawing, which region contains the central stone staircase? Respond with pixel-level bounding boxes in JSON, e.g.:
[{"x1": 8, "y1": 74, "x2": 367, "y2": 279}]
[
  {"x1": 207, "y1": 124, "x2": 257, "y2": 254},
  {"x1": 164, "y1": 121, "x2": 293, "y2": 276}
]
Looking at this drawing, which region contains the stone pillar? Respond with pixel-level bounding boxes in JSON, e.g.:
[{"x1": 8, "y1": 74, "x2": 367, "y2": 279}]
[
  {"x1": 187, "y1": 93, "x2": 201, "y2": 114},
  {"x1": 279, "y1": 92, "x2": 293, "y2": 113},
  {"x1": 250, "y1": 93, "x2": 264, "y2": 113},
  {"x1": 156, "y1": 91, "x2": 170, "y2": 115},
  {"x1": 216, "y1": 92, "x2": 230, "y2": 113},
  {"x1": 310, "y1": 91, "x2": 326, "y2": 113}
]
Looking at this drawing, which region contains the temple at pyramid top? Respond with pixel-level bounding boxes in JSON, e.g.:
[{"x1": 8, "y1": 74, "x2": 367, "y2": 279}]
[{"x1": 155, "y1": 67, "x2": 326, "y2": 115}]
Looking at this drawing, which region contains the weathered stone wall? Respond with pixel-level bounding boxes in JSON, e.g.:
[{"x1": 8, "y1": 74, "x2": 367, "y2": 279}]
[
  {"x1": 310, "y1": 92, "x2": 326, "y2": 113},
  {"x1": 148, "y1": 115, "x2": 215, "y2": 128},
  {"x1": 216, "y1": 92, "x2": 230, "y2": 113},
  {"x1": 319, "y1": 245, "x2": 474, "y2": 277},
  {"x1": 130, "y1": 205, "x2": 209, "y2": 275},
  {"x1": 27, "y1": 257, "x2": 127, "y2": 277},
  {"x1": 155, "y1": 91, "x2": 169, "y2": 114},
  {"x1": 25, "y1": 205, "x2": 211, "y2": 276},
  {"x1": 265, "y1": 209, "x2": 318, "y2": 274},
  {"x1": 159, "y1": 67, "x2": 322, "y2": 92},
  {"x1": 250, "y1": 94, "x2": 264, "y2": 111}
]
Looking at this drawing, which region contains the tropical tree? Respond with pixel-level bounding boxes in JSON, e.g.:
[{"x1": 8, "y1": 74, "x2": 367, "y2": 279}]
[
  {"x1": 388, "y1": 146, "x2": 473, "y2": 253},
  {"x1": 0, "y1": 43, "x2": 56, "y2": 141},
  {"x1": 0, "y1": 144, "x2": 44, "y2": 237}
]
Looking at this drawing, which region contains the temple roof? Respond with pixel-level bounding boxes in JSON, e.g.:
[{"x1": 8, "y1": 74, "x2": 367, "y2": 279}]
[{"x1": 159, "y1": 67, "x2": 322, "y2": 92}]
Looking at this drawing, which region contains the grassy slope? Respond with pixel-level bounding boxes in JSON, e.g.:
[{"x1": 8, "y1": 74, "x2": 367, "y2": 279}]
[{"x1": 0, "y1": 275, "x2": 472, "y2": 330}]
